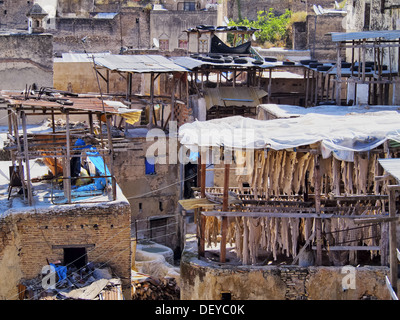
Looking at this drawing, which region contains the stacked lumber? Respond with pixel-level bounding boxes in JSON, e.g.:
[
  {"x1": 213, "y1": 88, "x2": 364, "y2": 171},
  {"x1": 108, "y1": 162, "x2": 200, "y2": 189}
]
[{"x1": 131, "y1": 272, "x2": 180, "y2": 300}]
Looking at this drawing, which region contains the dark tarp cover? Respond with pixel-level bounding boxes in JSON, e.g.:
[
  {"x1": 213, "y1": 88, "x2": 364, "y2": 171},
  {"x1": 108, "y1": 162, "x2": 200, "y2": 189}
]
[{"x1": 210, "y1": 35, "x2": 251, "y2": 54}]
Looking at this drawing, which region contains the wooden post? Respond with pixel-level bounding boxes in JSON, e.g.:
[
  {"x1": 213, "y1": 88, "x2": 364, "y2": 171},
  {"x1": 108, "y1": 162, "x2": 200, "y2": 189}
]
[
  {"x1": 12, "y1": 110, "x2": 26, "y2": 200},
  {"x1": 21, "y1": 111, "x2": 33, "y2": 206},
  {"x1": 149, "y1": 72, "x2": 154, "y2": 127},
  {"x1": 65, "y1": 110, "x2": 72, "y2": 203},
  {"x1": 220, "y1": 162, "x2": 230, "y2": 263},
  {"x1": 106, "y1": 114, "x2": 117, "y2": 201},
  {"x1": 199, "y1": 160, "x2": 206, "y2": 258},
  {"x1": 332, "y1": 157, "x2": 341, "y2": 195},
  {"x1": 336, "y1": 42, "x2": 342, "y2": 105},
  {"x1": 305, "y1": 69, "x2": 310, "y2": 107},
  {"x1": 171, "y1": 76, "x2": 176, "y2": 122},
  {"x1": 314, "y1": 153, "x2": 322, "y2": 265},
  {"x1": 388, "y1": 186, "x2": 398, "y2": 294},
  {"x1": 267, "y1": 68, "x2": 272, "y2": 104}
]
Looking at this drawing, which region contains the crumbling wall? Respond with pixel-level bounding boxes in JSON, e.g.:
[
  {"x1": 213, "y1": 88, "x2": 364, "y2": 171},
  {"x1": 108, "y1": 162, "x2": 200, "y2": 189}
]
[
  {"x1": 113, "y1": 136, "x2": 181, "y2": 250},
  {"x1": 0, "y1": 200, "x2": 132, "y2": 300},
  {"x1": 0, "y1": 216, "x2": 23, "y2": 300},
  {"x1": 180, "y1": 239, "x2": 391, "y2": 300},
  {"x1": 150, "y1": 10, "x2": 217, "y2": 53},
  {"x1": 52, "y1": 9, "x2": 150, "y2": 53},
  {"x1": 0, "y1": 33, "x2": 53, "y2": 90},
  {"x1": 0, "y1": 0, "x2": 33, "y2": 30},
  {"x1": 307, "y1": 14, "x2": 345, "y2": 61}
]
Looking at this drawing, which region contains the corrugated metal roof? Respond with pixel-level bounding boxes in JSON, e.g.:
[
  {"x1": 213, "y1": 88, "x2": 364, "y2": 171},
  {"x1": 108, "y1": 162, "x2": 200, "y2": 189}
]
[
  {"x1": 331, "y1": 30, "x2": 400, "y2": 42},
  {"x1": 94, "y1": 55, "x2": 188, "y2": 73},
  {"x1": 378, "y1": 158, "x2": 400, "y2": 183}
]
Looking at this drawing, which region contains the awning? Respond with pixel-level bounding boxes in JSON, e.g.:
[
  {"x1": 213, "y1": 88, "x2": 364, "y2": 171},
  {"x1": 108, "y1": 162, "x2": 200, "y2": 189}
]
[
  {"x1": 331, "y1": 30, "x2": 400, "y2": 42},
  {"x1": 178, "y1": 112, "x2": 400, "y2": 162},
  {"x1": 378, "y1": 158, "x2": 400, "y2": 183},
  {"x1": 94, "y1": 55, "x2": 189, "y2": 73},
  {"x1": 258, "y1": 104, "x2": 400, "y2": 119}
]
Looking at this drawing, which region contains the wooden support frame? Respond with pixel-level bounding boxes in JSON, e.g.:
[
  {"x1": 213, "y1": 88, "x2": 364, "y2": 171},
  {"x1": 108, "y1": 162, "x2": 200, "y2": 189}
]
[
  {"x1": 387, "y1": 185, "x2": 399, "y2": 295},
  {"x1": 220, "y1": 162, "x2": 230, "y2": 263}
]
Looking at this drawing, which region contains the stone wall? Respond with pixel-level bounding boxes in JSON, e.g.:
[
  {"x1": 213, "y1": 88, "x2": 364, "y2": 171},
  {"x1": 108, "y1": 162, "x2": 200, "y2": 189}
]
[
  {"x1": 150, "y1": 10, "x2": 217, "y2": 53},
  {"x1": 0, "y1": 200, "x2": 132, "y2": 300},
  {"x1": 227, "y1": 0, "x2": 338, "y2": 21},
  {"x1": 180, "y1": 239, "x2": 391, "y2": 300},
  {"x1": 0, "y1": 33, "x2": 53, "y2": 90},
  {"x1": 113, "y1": 136, "x2": 181, "y2": 251},
  {"x1": 306, "y1": 13, "x2": 345, "y2": 61},
  {"x1": 52, "y1": 9, "x2": 150, "y2": 54},
  {"x1": 345, "y1": 0, "x2": 400, "y2": 72},
  {"x1": 0, "y1": 0, "x2": 33, "y2": 30}
]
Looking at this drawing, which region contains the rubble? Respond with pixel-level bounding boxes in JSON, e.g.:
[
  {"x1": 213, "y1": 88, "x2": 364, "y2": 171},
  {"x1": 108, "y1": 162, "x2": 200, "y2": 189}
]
[
  {"x1": 131, "y1": 271, "x2": 180, "y2": 300},
  {"x1": 18, "y1": 262, "x2": 123, "y2": 300}
]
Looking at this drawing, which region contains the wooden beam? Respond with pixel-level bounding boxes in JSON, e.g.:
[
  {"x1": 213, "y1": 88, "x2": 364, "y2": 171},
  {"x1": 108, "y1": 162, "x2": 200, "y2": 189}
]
[
  {"x1": 201, "y1": 211, "x2": 334, "y2": 219},
  {"x1": 220, "y1": 163, "x2": 230, "y2": 263},
  {"x1": 312, "y1": 246, "x2": 380, "y2": 251},
  {"x1": 354, "y1": 216, "x2": 400, "y2": 224},
  {"x1": 199, "y1": 161, "x2": 206, "y2": 258},
  {"x1": 65, "y1": 110, "x2": 72, "y2": 203},
  {"x1": 389, "y1": 187, "x2": 398, "y2": 295},
  {"x1": 106, "y1": 114, "x2": 117, "y2": 201},
  {"x1": 21, "y1": 111, "x2": 33, "y2": 206}
]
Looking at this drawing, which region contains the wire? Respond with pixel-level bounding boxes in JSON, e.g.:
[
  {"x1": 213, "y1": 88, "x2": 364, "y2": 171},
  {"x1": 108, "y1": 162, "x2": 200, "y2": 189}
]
[
  {"x1": 8, "y1": 221, "x2": 134, "y2": 300},
  {"x1": 125, "y1": 163, "x2": 212, "y2": 200}
]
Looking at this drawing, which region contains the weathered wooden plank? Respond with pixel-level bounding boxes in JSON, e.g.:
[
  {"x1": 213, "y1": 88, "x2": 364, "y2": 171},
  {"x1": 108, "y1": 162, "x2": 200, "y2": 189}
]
[
  {"x1": 311, "y1": 246, "x2": 380, "y2": 251},
  {"x1": 201, "y1": 211, "x2": 333, "y2": 219}
]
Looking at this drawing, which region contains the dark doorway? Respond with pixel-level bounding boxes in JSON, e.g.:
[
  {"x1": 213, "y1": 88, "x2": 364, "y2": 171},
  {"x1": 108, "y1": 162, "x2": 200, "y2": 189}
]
[
  {"x1": 184, "y1": 163, "x2": 197, "y2": 199},
  {"x1": 64, "y1": 247, "x2": 87, "y2": 269},
  {"x1": 150, "y1": 217, "x2": 168, "y2": 245}
]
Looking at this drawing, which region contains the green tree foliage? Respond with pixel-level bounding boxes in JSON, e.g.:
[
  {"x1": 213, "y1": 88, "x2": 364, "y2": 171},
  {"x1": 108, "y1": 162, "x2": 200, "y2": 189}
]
[{"x1": 228, "y1": 9, "x2": 292, "y2": 47}]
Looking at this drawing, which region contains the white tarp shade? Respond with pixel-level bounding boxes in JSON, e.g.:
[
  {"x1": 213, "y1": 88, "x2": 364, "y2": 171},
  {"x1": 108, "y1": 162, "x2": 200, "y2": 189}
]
[{"x1": 178, "y1": 112, "x2": 400, "y2": 161}]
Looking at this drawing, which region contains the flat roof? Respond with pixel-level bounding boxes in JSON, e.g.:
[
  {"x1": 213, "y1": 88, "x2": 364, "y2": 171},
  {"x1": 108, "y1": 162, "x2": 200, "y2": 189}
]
[
  {"x1": 331, "y1": 30, "x2": 400, "y2": 42},
  {"x1": 94, "y1": 54, "x2": 189, "y2": 73}
]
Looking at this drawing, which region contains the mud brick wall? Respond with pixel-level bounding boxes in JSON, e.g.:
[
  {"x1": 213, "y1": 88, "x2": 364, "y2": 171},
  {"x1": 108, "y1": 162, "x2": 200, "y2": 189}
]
[
  {"x1": 0, "y1": 200, "x2": 131, "y2": 300},
  {"x1": 180, "y1": 239, "x2": 391, "y2": 300}
]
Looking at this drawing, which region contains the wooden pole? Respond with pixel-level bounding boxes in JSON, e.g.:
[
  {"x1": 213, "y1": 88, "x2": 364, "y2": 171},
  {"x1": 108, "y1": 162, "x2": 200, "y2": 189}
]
[
  {"x1": 336, "y1": 42, "x2": 342, "y2": 105},
  {"x1": 220, "y1": 162, "x2": 230, "y2": 263},
  {"x1": 106, "y1": 114, "x2": 117, "y2": 201},
  {"x1": 65, "y1": 110, "x2": 72, "y2": 204},
  {"x1": 149, "y1": 72, "x2": 154, "y2": 127},
  {"x1": 13, "y1": 110, "x2": 26, "y2": 200},
  {"x1": 171, "y1": 75, "x2": 176, "y2": 122},
  {"x1": 388, "y1": 186, "x2": 398, "y2": 295},
  {"x1": 199, "y1": 160, "x2": 206, "y2": 258},
  {"x1": 314, "y1": 153, "x2": 322, "y2": 265},
  {"x1": 21, "y1": 111, "x2": 33, "y2": 206}
]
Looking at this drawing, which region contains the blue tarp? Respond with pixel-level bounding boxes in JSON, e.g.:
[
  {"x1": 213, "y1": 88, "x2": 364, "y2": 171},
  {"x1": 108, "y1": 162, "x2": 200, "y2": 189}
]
[
  {"x1": 50, "y1": 263, "x2": 67, "y2": 282},
  {"x1": 75, "y1": 148, "x2": 111, "y2": 192},
  {"x1": 145, "y1": 158, "x2": 156, "y2": 175}
]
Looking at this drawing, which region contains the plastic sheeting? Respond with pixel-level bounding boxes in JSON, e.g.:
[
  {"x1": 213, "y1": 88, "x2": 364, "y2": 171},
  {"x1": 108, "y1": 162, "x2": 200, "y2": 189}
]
[
  {"x1": 178, "y1": 112, "x2": 400, "y2": 162},
  {"x1": 75, "y1": 149, "x2": 111, "y2": 192}
]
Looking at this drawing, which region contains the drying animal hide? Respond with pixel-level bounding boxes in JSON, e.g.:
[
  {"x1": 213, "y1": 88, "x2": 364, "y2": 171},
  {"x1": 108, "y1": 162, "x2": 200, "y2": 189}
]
[{"x1": 202, "y1": 149, "x2": 385, "y2": 265}]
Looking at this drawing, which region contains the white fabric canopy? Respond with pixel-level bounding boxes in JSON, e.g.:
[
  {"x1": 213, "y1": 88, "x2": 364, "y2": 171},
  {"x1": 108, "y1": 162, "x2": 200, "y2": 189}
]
[{"x1": 178, "y1": 112, "x2": 400, "y2": 161}]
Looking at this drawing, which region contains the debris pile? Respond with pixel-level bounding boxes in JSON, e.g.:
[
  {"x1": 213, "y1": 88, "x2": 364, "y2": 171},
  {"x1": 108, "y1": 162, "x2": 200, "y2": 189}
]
[
  {"x1": 18, "y1": 262, "x2": 123, "y2": 300},
  {"x1": 131, "y1": 271, "x2": 180, "y2": 300}
]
